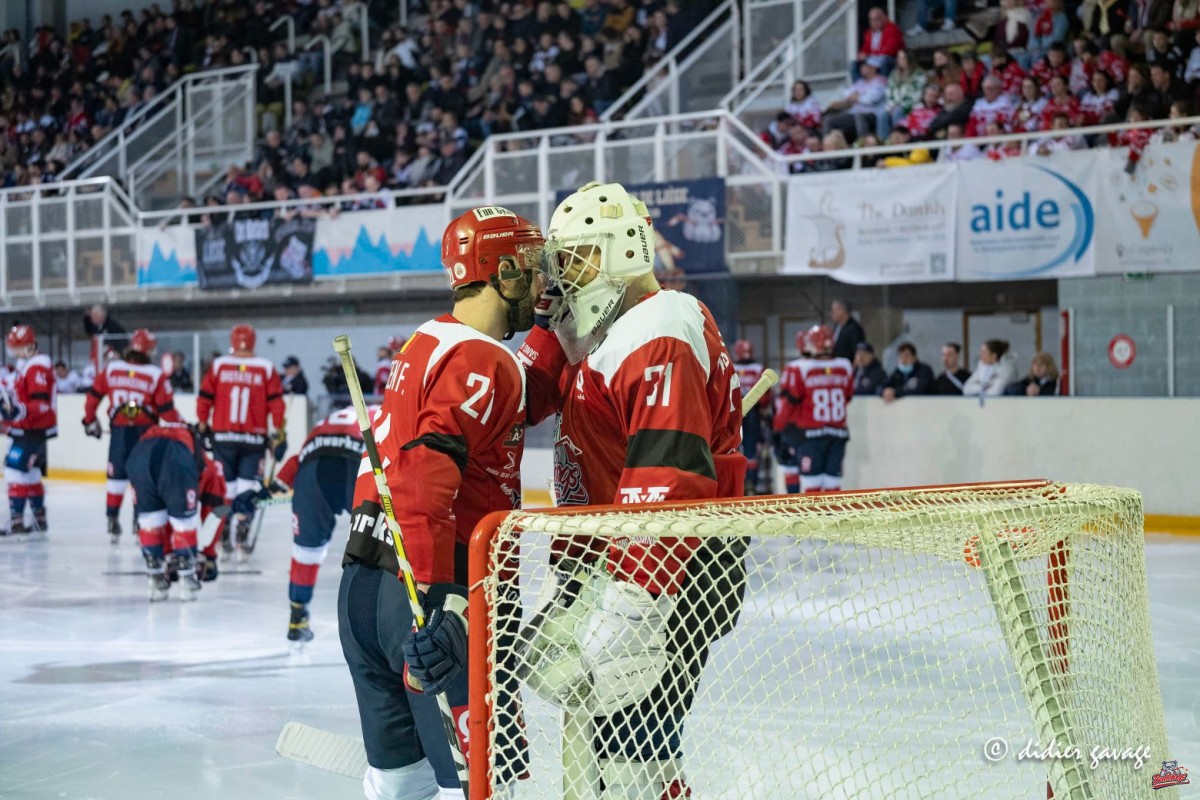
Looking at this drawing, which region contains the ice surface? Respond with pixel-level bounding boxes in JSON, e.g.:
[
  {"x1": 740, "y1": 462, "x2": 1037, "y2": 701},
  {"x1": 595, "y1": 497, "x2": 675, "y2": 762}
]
[{"x1": 1, "y1": 482, "x2": 1197, "y2": 799}]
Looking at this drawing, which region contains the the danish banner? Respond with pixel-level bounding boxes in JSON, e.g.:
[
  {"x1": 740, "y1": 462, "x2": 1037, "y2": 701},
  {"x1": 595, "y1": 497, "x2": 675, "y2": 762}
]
[
  {"x1": 784, "y1": 165, "x2": 957, "y2": 284},
  {"x1": 1094, "y1": 141, "x2": 1200, "y2": 273},
  {"x1": 954, "y1": 149, "x2": 1097, "y2": 281}
]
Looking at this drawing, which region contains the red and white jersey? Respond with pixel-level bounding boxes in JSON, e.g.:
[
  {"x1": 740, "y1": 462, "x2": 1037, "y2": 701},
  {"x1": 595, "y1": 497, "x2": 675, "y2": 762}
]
[
  {"x1": 9, "y1": 354, "x2": 57, "y2": 436},
  {"x1": 522, "y1": 290, "x2": 746, "y2": 595},
  {"x1": 374, "y1": 358, "x2": 391, "y2": 395},
  {"x1": 342, "y1": 315, "x2": 526, "y2": 585},
  {"x1": 967, "y1": 95, "x2": 1014, "y2": 137},
  {"x1": 904, "y1": 105, "x2": 939, "y2": 139},
  {"x1": 277, "y1": 405, "x2": 367, "y2": 487},
  {"x1": 775, "y1": 356, "x2": 854, "y2": 437},
  {"x1": 196, "y1": 355, "x2": 285, "y2": 442},
  {"x1": 734, "y1": 361, "x2": 772, "y2": 410},
  {"x1": 84, "y1": 360, "x2": 180, "y2": 428}
]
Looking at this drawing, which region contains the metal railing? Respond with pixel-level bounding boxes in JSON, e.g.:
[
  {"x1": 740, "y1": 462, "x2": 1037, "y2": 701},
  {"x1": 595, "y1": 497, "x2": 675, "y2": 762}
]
[
  {"x1": 60, "y1": 65, "x2": 258, "y2": 210},
  {"x1": 600, "y1": 0, "x2": 740, "y2": 123},
  {"x1": 4, "y1": 109, "x2": 1198, "y2": 309}
]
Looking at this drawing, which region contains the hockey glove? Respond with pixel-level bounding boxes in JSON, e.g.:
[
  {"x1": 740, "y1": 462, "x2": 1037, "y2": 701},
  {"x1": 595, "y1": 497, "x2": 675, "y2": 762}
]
[
  {"x1": 83, "y1": 419, "x2": 103, "y2": 439},
  {"x1": 533, "y1": 284, "x2": 564, "y2": 331},
  {"x1": 196, "y1": 553, "x2": 219, "y2": 582},
  {"x1": 232, "y1": 489, "x2": 260, "y2": 518},
  {"x1": 0, "y1": 396, "x2": 23, "y2": 422},
  {"x1": 196, "y1": 422, "x2": 215, "y2": 452},
  {"x1": 402, "y1": 585, "x2": 469, "y2": 696},
  {"x1": 271, "y1": 429, "x2": 287, "y2": 462}
]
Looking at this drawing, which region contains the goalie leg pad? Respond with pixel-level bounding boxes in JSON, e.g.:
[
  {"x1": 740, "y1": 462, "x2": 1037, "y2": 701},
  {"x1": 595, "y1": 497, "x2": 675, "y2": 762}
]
[
  {"x1": 599, "y1": 757, "x2": 684, "y2": 800},
  {"x1": 362, "y1": 758, "x2": 438, "y2": 800},
  {"x1": 516, "y1": 570, "x2": 598, "y2": 711}
]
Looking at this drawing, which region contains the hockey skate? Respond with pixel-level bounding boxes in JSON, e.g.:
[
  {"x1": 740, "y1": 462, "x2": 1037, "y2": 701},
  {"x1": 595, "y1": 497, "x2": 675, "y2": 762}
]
[
  {"x1": 107, "y1": 516, "x2": 121, "y2": 545},
  {"x1": 220, "y1": 526, "x2": 235, "y2": 561},
  {"x1": 288, "y1": 602, "x2": 314, "y2": 646},
  {"x1": 178, "y1": 573, "x2": 202, "y2": 602},
  {"x1": 29, "y1": 510, "x2": 47, "y2": 541},
  {"x1": 148, "y1": 573, "x2": 171, "y2": 602},
  {"x1": 235, "y1": 517, "x2": 253, "y2": 563}
]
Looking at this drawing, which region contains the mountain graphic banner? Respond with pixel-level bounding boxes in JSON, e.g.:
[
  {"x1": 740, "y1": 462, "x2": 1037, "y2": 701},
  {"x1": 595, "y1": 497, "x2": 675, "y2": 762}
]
[{"x1": 312, "y1": 205, "x2": 444, "y2": 277}]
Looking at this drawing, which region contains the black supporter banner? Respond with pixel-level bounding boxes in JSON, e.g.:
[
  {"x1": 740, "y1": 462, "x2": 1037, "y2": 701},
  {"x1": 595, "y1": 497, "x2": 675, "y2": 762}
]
[{"x1": 195, "y1": 216, "x2": 316, "y2": 290}]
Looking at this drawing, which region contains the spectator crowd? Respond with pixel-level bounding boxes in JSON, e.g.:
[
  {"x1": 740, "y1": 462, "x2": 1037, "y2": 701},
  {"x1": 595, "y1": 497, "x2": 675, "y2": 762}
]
[
  {"x1": 765, "y1": 1, "x2": 1200, "y2": 171},
  {"x1": 1, "y1": 0, "x2": 719, "y2": 196}
]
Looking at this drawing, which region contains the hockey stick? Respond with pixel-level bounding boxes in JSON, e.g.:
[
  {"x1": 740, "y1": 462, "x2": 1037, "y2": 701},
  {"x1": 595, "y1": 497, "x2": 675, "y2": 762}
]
[
  {"x1": 331, "y1": 334, "x2": 471, "y2": 795},
  {"x1": 275, "y1": 368, "x2": 786, "y2": 782},
  {"x1": 247, "y1": 394, "x2": 294, "y2": 554},
  {"x1": 276, "y1": 722, "x2": 368, "y2": 780}
]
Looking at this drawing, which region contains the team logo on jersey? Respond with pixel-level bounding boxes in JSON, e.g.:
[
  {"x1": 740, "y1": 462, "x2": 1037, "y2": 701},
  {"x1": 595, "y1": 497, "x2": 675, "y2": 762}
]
[
  {"x1": 504, "y1": 423, "x2": 524, "y2": 446},
  {"x1": 553, "y1": 433, "x2": 589, "y2": 506}
]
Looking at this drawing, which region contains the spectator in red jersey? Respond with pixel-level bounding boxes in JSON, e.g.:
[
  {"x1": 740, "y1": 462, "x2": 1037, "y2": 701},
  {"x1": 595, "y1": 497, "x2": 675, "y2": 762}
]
[
  {"x1": 761, "y1": 112, "x2": 798, "y2": 149},
  {"x1": 886, "y1": 49, "x2": 928, "y2": 133},
  {"x1": 968, "y1": 75, "x2": 1016, "y2": 136},
  {"x1": 1081, "y1": 70, "x2": 1122, "y2": 123},
  {"x1": 1032, "y1": 42, "x2": 1073, "y2": 90},
  {"x1": 857, "y1": 7, "x2": 905, "y2": 77},
  {"x1": 786, "y1": 80, "x2": 823, "y2": 131},
  {"x1": 778, "y1": 124, "x2": 814, "y2": 172},
  {"x1": 1070, "y1": 39, "x2": 1102, "y2": 95},
  {"x1": 1110, "y1": 101, "x2": 1154, "y2": 170},
  {"x1": 905, "y1": 84, "x2": 944, "y2": 139},
  {"x1": 991, "y1": 48, "x2": 1029, "y2": 98},
  {"x1": 1042, "y1": 75, "x2": 1083, "y2": 127},
  {"x1": 960, "y1": 49, "x2": 987, "y2": 97},
  {"x1": 1005, "y1": 352, "x2": 1060, "y2": 395}
]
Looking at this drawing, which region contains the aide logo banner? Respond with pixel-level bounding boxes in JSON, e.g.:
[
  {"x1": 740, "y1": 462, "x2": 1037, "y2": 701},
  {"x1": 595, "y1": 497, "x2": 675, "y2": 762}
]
[{"x1": 955, "y1": 149, "x2": 1096, "y2": 281}]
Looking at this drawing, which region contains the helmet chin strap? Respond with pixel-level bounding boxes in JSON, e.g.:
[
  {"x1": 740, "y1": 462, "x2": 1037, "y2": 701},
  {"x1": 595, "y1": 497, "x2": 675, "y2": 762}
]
[{"x1": 491, "y1": 262, "x2": 534, "y2": 341}]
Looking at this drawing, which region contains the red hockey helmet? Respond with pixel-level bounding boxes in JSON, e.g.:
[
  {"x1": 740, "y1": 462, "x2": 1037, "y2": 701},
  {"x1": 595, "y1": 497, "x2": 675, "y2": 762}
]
[
  {"x1": 130, "y1": 328, "x2": 158, "y2": 355},
  {"x1": 6, "y1": 324, "x2": 35, "y2": 350},
  {"x1": 798, "y1": 325, "x2": 834, "y2": 356},
  {"x1": 733, "y1": 340, "x2": 753, "y2": 361},
  {"x1": 441, "y1": 206, "x2": 544, "y2": 290},
  {"x1": 230, "y1": 324, "x2": 256, "y2": 352}
]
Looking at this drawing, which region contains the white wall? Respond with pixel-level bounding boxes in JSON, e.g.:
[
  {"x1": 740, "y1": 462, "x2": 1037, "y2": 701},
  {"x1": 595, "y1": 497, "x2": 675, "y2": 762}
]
[
  {"x1": 41, "y1": 394, "x2": 1198, "y2": 517},
  {"x1": 35, "y1": 394, "x2": 308, "y2": 477},
  {"x1": 525, "y1": 397, "x2": 1200, "y2": 517}
]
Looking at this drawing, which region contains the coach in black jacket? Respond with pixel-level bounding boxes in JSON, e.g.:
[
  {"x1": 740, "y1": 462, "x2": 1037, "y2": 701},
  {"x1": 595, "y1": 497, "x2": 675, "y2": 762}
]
[{"x1": 831, "y1": 298, "x2": 866, "y2": 361}]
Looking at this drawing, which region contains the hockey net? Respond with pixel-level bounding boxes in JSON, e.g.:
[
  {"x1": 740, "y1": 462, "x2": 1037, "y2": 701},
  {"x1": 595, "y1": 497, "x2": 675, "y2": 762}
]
[{"x1": 467, "y1": 481, "x2": 1175, "y2": 800}]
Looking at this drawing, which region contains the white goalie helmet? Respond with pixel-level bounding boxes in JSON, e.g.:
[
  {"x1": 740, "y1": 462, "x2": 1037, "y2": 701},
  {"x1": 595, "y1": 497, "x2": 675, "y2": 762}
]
[{"x1": 542, "y1": 182, "x2": 655, "y2": 359}]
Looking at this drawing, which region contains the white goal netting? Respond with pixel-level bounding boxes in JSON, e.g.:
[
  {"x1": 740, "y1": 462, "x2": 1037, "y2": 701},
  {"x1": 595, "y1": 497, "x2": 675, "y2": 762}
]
[{"x1": 468, "y1": 482, "x2": 1175, "y2": 800}]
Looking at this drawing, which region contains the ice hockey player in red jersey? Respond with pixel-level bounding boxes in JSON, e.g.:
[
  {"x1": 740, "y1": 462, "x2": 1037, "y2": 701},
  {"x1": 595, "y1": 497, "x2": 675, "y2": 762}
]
[
  {"x1": 774, "y1": 325, "x2": 854, "y2": 493},
  {"x1": 373, "y1": 337, "x2": 402, "y2": 395},
  {"x1": 2, "y1": 325, "x2": 57, "y2": 537},
  {"x1": 339, "y1": 207, "x2": 543, "y2": 800},
  {"x1": 519, "y1": 181, "x2": 747, "y2": 799},
  {"x1": 275, "y1": 404, "x2": 367, "y2": 644},
  {"x1": 196, "y1": 324, "x2": 287, "y2": 559},
  {"x1": 733, "y1": 339, "x2": 773, "y2": 495},
  {"x1": 83, "y1": 328, "x2": 181, "y2": 543}
]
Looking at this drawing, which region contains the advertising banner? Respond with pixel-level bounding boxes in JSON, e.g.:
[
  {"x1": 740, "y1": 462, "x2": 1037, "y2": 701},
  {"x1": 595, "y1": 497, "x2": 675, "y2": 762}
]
[
  {"x1": 1094, "y1": 141, "x2": 1200, "y2": 273},
  {"x1": 955, "y1": 150, "x2": 1097, "y2": 281},
  {"x1": 783, "y1": 165, "x2": 957, "y2": 284}
]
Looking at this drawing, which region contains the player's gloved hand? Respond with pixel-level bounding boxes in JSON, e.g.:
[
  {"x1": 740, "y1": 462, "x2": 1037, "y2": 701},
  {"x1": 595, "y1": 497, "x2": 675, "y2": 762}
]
[
  {"x1": 196, "y1": 553, "x2": 219, "y2": 582},
  {"x1": 270, "y1": 429, "x2": 287, "y2": 462},
  {"x1": 576, "y1": 577, "x2": 676, "y2": 714},
  {"x1": 533, "y1": 283, "x2": 564, "y2": 331},
  {"x1": 0, "y1": 396, "x2": 23, "y2": 422},
  {"x1": 232, "y1": 489, "x2": 260, "y2": 518},
  {"x1": 195, "y1": 422, "x2": 215, "y2": 452},
  {"x1": 403, "y1": 585, "x2": 469, "y2": 695},
  {"x1": 264, "y1": 478, "x2": 289, "y2": 496},
  {"x1": 83, "y1": 419, "x2": 103, "y2": 438}
]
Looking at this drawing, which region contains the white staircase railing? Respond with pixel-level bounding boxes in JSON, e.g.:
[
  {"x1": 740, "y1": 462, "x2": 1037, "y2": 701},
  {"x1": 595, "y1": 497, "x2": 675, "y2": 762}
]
[
  {"x1": 61, "y1": 65, "x2": 258, "y2": 209},
  {"x1": 600, "y1": 0, "x2": 740, "y2": 122}
]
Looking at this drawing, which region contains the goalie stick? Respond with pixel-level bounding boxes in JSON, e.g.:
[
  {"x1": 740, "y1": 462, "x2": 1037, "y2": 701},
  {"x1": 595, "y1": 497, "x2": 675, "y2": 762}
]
[{"x1": 273, "y1": 369, "x2": 783, "y2": 781}]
